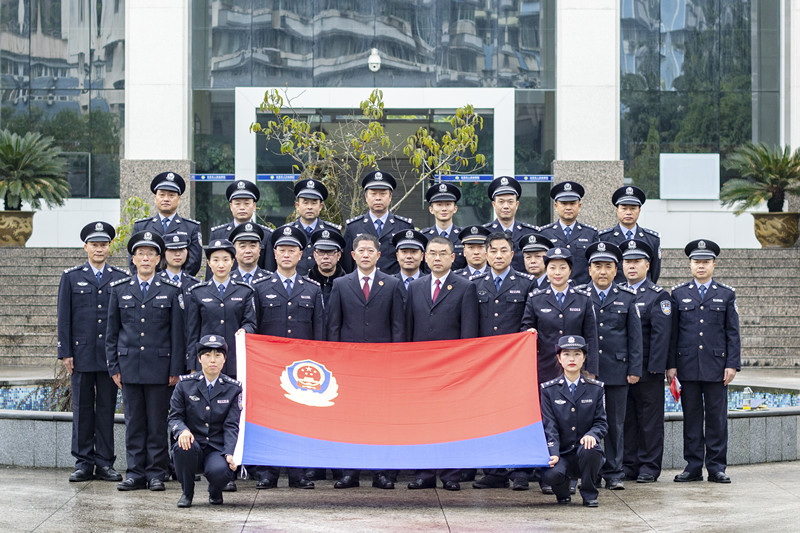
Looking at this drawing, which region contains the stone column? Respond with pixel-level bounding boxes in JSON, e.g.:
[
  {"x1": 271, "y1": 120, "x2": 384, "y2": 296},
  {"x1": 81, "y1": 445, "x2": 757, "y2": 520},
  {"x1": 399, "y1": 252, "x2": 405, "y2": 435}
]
[
  {"x1": 552, "y1": 160, "x2": 623, "y2": 230},
  {"x1": 120, "y1": 160, "x2": 195, "y2": 220}
]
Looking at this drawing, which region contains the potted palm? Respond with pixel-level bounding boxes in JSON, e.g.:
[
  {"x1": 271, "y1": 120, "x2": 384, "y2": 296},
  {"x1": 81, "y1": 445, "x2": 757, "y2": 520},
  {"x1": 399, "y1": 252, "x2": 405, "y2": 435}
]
[
  {"x1": 0, "y1": 129, "x2": 69, "y2": 246},
  {"x1": 720, "y1": 142, "x2": 800, "y2": 248}
]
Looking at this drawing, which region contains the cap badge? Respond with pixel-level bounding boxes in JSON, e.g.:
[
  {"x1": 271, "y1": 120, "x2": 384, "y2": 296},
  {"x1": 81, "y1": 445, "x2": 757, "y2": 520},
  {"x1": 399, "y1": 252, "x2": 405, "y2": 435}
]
[
  {"x1": 405, "y1": 230, "x2": 414, "y2": 238},
  {"x1": 374, "y1": 172, "x2": 383, "y2": 180},
  {"x1": 698, "y1": 240, "x2": 706, "y2": 249},
  {"x1": 283, "y1": 227, "x2": 292, "y2": 236},
  {"x1": 555, "y1": 248, "x2": 562, "y2": 254},
  {"x1": 564, "y1": 183, "x2": 572, "y2": 191},
  {"x1": 209, "y1": 336, "x2": 217, "y2": 342},
  {"x1": 322, "y1": 230, "x2": 330, "y2": 238},
  {"x1": 471, "y1": 227, "x2": 479, "y2": 234},
  {"x1": 568, "y1": 336, "x2": 575, "y2": 343},
  {"x1": 144, "y1": 232, "x2": 152, "y2": 240},
  {"x1": 166, "y1": 172, "x2": 175, "y2": 181},
  {"x1": 95, "y1": 222, "x2": 103, "y2": 231},
  {"x1": 597, "y1": 243, "x2": 606, "y2": 252},
  {"x1": 215, "y1": 240, "x2": 221, "y2": 246},
  {"x1": 237, "y1": 181, "x2": 246, "y2": 190},
  {"x1": 626, "y1": 186, "x2": 633, "y2": 195},
  {"x1": 307, "y1": 181, "x2": 315, "y2": 189},
  {"x1": 245, "y1": 223, "x2": 253, "y2": 231},
  {"x1": 439, "y1": 183, "x2": 447, "y2": 192},
  {"x1": 629, "y1": 241, "x2": 637, "y2": 249},
  {"x1": 500, "y1": 177, "x2": 508, "y2": 185},
  {"x1": 172, "y1": 235, "x2": 179, "y2": 242}
]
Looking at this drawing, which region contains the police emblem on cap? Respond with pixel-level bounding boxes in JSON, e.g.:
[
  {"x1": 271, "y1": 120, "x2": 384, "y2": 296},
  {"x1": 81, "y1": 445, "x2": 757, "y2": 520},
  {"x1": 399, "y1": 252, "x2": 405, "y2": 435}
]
[
  {"x1": 237, "y1": 181, "x2": 245, "y2": 190},
  {"x1": 95, "y1": 222, "x2": 103, "y2": 231},
  {"x1": 166, "y1": 173, "x2": 175, "y2": 181},
  {"x1": 144, "y1": 232, "x2": 152, "y2": 240},
  {"x1": 527, "y1": 236, "x2": 535, "y2": 244},
  {"x1": 322, "y1": 230, "x2": 330, "y2": 238},
  {"x1": 564, "y1": 183, "x2": 572, "y2": 191},
  {"x1": 501, "y1": 177, "x2": 508, "y2": 185},
  {"x1": 698, "y1": 240, "x2": 706, "y2": 249},
  {"x1": 629, "y1": 241, "x2": 637, "y2": 249},
  {"x1": 245, "y1": 223, "x2": 253, "y2": 231},
  {"x1": 172, "y1": 235, "x2": 179, "y2": 242},
  {"x1": 307, "y1": 181, "x2": 315, "y2": 189},
  {"x1": 283, "y1": 227, "x2": 292, "y2": 236},
  {"x1": 568, "y1": 336, "x2": 575, "y2": 343},
  {"x1": 406, "y1": 230, "x2": 413, "y2": 238},
  {"x1": 374, "y1": 172, "x2": 383, "y2": 180},
  {"x1": 215, "y1": 240, "x2": 221, "y2": 246},
  {"x1": 626, "y1": 186, "x2": 633, "y2": 195},
  {"x1": 209, "y1": 336, "x2": 217, "y2": 342},
  {"x1": 555, "y1": 248, "x2": 562, "y2": 254},
  {"x1": 439, "y1": 183, "x2": 447, "y2": 192},
  {"x1": 471, "y1": 227, "x2": 479, "y2": 234},
  {"x1": 597, "y1": 242, "x2": 606, "y2": 252}
]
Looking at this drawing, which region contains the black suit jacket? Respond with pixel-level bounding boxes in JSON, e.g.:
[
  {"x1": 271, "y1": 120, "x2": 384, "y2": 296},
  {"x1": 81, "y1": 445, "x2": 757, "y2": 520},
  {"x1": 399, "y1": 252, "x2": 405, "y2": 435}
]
[
  {"x1": 406, "y1": 271, "x2": 479, "y2": 341},
  {"x1": 327, "y1": 269, "x2": 406, "y2": 343}
]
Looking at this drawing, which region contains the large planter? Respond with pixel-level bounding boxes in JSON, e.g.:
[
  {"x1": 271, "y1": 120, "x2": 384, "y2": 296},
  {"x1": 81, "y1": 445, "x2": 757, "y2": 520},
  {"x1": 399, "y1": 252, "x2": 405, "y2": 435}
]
[
  {"x1": 752, "y1": 212, "x2": 800, "y2": 248},
  {"x1": 0, "y1": 211, "x2": 33, "y2": 247}
]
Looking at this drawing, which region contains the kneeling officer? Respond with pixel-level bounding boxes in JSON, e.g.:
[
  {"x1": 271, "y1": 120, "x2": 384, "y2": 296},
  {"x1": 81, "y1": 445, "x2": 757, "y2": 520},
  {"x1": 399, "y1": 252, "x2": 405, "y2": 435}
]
[{"x1": 169, "y1": 335, "x2": 242, "y2": 508}]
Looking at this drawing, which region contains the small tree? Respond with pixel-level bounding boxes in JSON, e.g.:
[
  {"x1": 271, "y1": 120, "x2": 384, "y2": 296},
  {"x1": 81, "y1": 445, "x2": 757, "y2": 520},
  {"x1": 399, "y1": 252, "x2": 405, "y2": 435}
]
[
  {"x1": 110, "y1": 196, "x2": 150, "y2": 256},
  {"x1": 720, "y1": 143, "x2": 800, "y2": 214},
  {"x1": 0, "y1": 130, "x2": 69, "y2": 211}
]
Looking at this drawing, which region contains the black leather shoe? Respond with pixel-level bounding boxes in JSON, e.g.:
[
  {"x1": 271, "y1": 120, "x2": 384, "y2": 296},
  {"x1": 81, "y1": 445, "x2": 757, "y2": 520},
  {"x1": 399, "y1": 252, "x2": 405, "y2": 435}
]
[
  {"x1": 69, "y1": 469, "x2": 93, "y2": 482},
  {"x1": 442, "y1": 481, "x2": 460, "y2": 491},
  {"x1": 95, "y1": 466, "x2": 122, "y2": 482},
  {"x1": 539, "y1": 483, "x2": 553, "y2": 495},
  {"x1": 255, "y1": 478, "x2": 277, "y2": 489},
  {"x1": 117, "y1": 478, "x2": 146, "y2": 491},
  {"x1": 637, "y1": 473, "x2": 656, "y2": 483},
  {"x1": 606, "y1": 479, "x2": 625, "y2": 490},
  {"x1": 334, "y1": 475, "x2": 359, "y2": 489},
  {"x1": 222, "y1": 480, "x2": 237, "y2": 492},
  {"x1": 148, "y1": 479, "x2": 165, "y2": 491},
  {"x1": 305, "y1": 469, "x2": 325, "y2": 481},
  {"x1": 569, "y1": 479, "x2": 578, "y2": 494},
  {"x1": 583, "y1": 499, "x2": 599, "y2": 507},
  {"x1": 407, "y1": 478, "x2": 435, "y2": 489},
  {"x1": 289, "y1": 478, "x2": 315, "y2": 489},
  {"x1": 557, "y1": 496, "x2": 571, "y2": 505},
  {"x1": 473, "y1": 475, "x2": 509, "y2": 489},
  {"x1": 177, "y1": 494, "x2": 192, "y2": 508},
  {"x1": 372, "y1": 475, "x2": 395, "y2": 489},
  {"x1": 512, "y1": 478, "x2": 529, "y2": 491},
  {"x1": 674, "y1": 471, "x2": 703, "y2": 482},
  {"x1": 208, "y1": 492, "x2": 223, "y2": 505},
  {"x1": 708, "y1": 471, "x2": 731, "y2": 484}
]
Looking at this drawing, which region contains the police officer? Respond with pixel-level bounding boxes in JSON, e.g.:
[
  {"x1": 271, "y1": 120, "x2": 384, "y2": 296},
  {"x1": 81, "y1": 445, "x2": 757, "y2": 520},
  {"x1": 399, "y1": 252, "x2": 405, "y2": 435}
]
[
  {"x1": 406, "y1": 236, "x2": 479, "y2": 491},
  {"x1": 420, "y1": 182, "x2": 465, "y2": 270},
  {"x1": 540, "y1": 336, "x2": 608, "y2": 508},
  {"x1": 393, "y1": 229, "x2": 428, "y2": 301},
  {"x1": 668, "y1": 239, "x2": 740, "y2": 484},
  {"x1": 228, "y1": 222, "x2": 271, "y2": 284},
  {"x1": 159, "y1": 232, "x2": 201, "y2": 294},
  {"x1": 483, "y1": 176, "x2": 537, "y2": 272},
  {"x1": 106, "y1": 231, "x2": 185, "y2": 491},
  {"x1": 521, "y1": 247, "x2": 599, "y2": 385},
  {"x1": 169, "y1": 335, "x2": 241, "y2": 508},
  {"x1": 620, "y1": 240, "x2": 672, "y2": 483},
  {"x1": 598, "y1": 186, "x2": 662, "y2": 283},
  {"x1": 453, "y1": 225, "x2": 491, "y2": 278},
  {"x1": 250, "y1": 225, "x2": 324, "y2": 490},
  {"x1": 58, "y1": 221, "x2": 128, "y2": 483},
  {"x1": 520, "y1": 233, "x2": 554, "y2": 290},
  {"x1": 538, "y1": 181, "x2": 599, "y2": 285},
  {"x1": 342, "y1": 170, "x2": 413, "y2": 274},
  {"x1": 306, "y1": 227, "x2": 347, "y2": 305},
  {"x1": 577, "y1": 242, "x2": 642, "y2": 490},
  {"x1": 291, "y1": 178, "x2": 341, "y2": 277},
  {"x1": 207, "y1": 179, "x2": 275, "y2": 277},
  {"x1": 132, "y1": 171, "x2": 202, "y2": 276},
  {"x1": 327, "y1": 233, "x2": 406, "y2": 489},
  {"x1": 471, "y1": 232, "x2": 535, "y2": 490}
]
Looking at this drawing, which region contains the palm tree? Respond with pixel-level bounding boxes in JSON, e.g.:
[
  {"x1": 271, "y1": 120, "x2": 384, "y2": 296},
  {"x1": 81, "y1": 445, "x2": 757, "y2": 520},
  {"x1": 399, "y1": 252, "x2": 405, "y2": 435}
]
[
  {"x1": 720, "y1": 142, "x2": 800, "y2": 214},
  {"x1": 0, "y1": 129, "x2": 69, "y2": 211}
]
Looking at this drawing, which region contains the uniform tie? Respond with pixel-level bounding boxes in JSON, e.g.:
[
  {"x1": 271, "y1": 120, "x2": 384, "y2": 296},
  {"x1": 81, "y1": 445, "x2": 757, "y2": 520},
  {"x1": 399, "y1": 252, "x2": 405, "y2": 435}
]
[
  {"x1": 556, "y1": 291, "x2": 564, "y2": 308},
  {"x1": 243, "y1": 273, "x2": 252, "y2": 285},
  {"x1": 306, "y1": 226, "x2": 313, "y2": 235},
  {"x1": 284, "y1": 279, "x2": 293, "y2": 296},
  {"x1": 140, "y1": 281, "x2": 149, "y2": 298},
  {"x1": 599, "y1": 291, "x2": 606, "y2": 304},
  {"x1": 96, "y1": 271, "x2": 103, "y2": 284},
  {"x1": 569, "y1": 383, "x2": 576, "y2": 397},
  {"x1": 433, "y1": 279, "x2": 441, "y2": 303},
  {"x1": 440, "y1": 230, "x2": 448, "y2": 238},
  {"x1": 494, "y1": 276, "x2": 502, "y2": 292},
  {"x1": 208, "y1": 383, "x2": 213, "y2": 396},
  {"x1": 699, "y1": 285, "x2": 706, "y2": 300},
  {"x1": 404, "y1": 277, "x2": 411, "y2": 290},
  {"x1": 564, "y1": 226, "x2": 572, "y2": 240},
  {"x1": 161, "y1": 217, "x2": 170, "y2": 233},
  {"x1": 626, "y1": 230, "x2": 634, "y2": 240},
  {"x1": 173, "y1": 274, "x2": 180, "y2": 284},
  {"x1": 218, "y1": 284, "x2": 225, "y2": 297},
  {"x1": 374, "y1": 219, "x2": 383, "y2": 235},
  {"x1": 362, "y1": 277, "x2": 370, "y2": 300}
]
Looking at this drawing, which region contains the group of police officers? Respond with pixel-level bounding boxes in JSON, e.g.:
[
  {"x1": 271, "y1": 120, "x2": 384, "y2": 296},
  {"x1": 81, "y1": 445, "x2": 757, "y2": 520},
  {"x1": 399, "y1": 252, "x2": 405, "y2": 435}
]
[{"x1": 57, "y1": 168, "x2": 740, "y2": 508}]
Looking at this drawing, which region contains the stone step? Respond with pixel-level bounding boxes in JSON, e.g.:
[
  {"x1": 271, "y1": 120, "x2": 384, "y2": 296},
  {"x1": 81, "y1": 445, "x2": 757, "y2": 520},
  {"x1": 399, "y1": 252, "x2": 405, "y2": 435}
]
[{"x1": 0, "y1": 324, "x2": 57, "y2": 335}]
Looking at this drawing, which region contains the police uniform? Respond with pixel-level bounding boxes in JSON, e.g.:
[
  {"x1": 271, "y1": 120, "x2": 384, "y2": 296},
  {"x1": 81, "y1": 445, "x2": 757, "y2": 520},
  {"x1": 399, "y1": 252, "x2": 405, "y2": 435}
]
[
  {"x1": 669, "y1": 240, "x2": 740, "y2": 482},
  {"x1": 253, "y1": 274, "x2": 325, "y2": 340},
  {"x1": 392, "y1": 229, "x2": 428, "y2": 303},
  {"x1": 132, "y1": 172, "x2": 203, "y2": 276},
  {"x1": 620, "y1": 240, "x2": 672, "y2": 482},
  {"x1": 598, "y1": 186, "x2": 662, "y2": 284},
  {"x1": 420, "y1": 182, "x2": 466, "y2": 270},
  {"x1": 227, "y1": 222, "x2": 272, "y2": 285},
  {"x1": 106, "y1": 231, "x2": 186, "y2": 489},
  {"x1": 185, "y1": 240, "x2": 257, "y2": 378},
  {"x1": 341, "y1": 171, "x2": 413, "y2": 274},
  {"x1": 577, "y1": 242, "x2": 643, "y2": 487},
  {"x1": 169, "y1": 335, "x2": 241, "y2": 507},
  {"x1": 406, "y1": 270, "x2": 479, "y2": 490},
  {"x1": 540, "y1": 337, "x2": 608, "y2": 506},
  {"x1": 483, "y1": 176, "x2": 538, "y2": 272},
  {"x1": 453, "y1": 225, "x2": 491, "y2": 278},
  {"x1": 58, "y1": 222, "x2": 128, "y2": 482},
  {"x1": 291, "y1": 179, "x2": 341, "y2": 277},
  {"x1": 520, "y1": 249, "x2": 599, "y2": 384},
  {"x1": 519, "y1": 233, "x2": 554, "y2": 290},
  {"x1": 207, "y1": 222, "x2": 275, "y2": 277},
  {"x1": 304, "y1": 227, "x2": 347, "y2": 306},
  {"x1": 159, "y1": 232, "x2": 202, "y2": 295},
  {"x1": 538, "y1": 181, "x2": 598, "y2": 285}
]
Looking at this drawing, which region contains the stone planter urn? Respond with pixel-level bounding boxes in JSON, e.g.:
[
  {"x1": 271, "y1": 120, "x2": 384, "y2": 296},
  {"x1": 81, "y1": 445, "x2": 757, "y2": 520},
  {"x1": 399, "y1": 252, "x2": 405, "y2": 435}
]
[
  {"x1": 752, "y1": 212, "x2": 800, "y2": 248},
  {"x1": 0, "y1": 211, "x2": 34, "y2": 246}
]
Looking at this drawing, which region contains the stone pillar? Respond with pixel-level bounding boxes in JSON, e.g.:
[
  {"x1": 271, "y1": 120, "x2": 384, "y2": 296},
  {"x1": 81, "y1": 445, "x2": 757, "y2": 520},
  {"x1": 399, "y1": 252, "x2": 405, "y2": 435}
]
[
  {"x1": 552, "y1": 160, "x2": 623, "y2": 230},
  {"x1": 120, "y1": 160, "x2": 195, "y2": 219}
]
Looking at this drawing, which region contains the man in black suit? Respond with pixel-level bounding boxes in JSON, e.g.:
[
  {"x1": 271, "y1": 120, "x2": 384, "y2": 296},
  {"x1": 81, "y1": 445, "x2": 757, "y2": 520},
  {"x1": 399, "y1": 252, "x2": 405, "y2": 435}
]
[
  {"x1": 406, "y1": 236, "x2": 479, "y2": 491},
  {"x1": 341, "y1": 170, "x2": 413, "y2": 274},
  {"x1": 327, "y1": 233, "x2": 405, "y2": 489}
]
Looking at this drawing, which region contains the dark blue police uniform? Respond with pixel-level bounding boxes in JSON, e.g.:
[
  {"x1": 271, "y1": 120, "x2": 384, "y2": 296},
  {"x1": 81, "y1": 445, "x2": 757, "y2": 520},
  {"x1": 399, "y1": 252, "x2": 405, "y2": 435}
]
[
  {"x1": 253, "y1": 274, "x2": 326, "y2": 341},
  {"x1": 537, "y1": 222, "x2": 598, "y2": 285},
  {"x1": 483, "y1": 219, "x2": 538, "y2": 272},
  {"x1": 207, "y1": 222, "x2": 276, "y2": 276},
  {"x1": 292, "y1": 218, "x2": 341, "y2": 277},
  {"x1": 421, "y1": 225, "x2": 465, "y2": 270},
  {"x1": 230, "y1": 266, "x2": 272, "y2": 285},
  {"x1": 133, "y1": 215, "x2": 203, "y2": 276},
  {"x1": 473, "y1": 268, "x2": 535, "y2": 337},
  {"x1": 341, "y1": 213, "x2": 413, "y2": 274},
  {"x1": 598, "y1": 225, "x2": 661, "y2": 283}
]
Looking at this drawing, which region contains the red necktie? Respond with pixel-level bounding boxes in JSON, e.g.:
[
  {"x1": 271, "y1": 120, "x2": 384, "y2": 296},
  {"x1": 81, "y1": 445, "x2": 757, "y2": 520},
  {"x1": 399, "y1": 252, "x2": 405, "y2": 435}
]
[
  {"x1": 433, "y1": 278, "x2": 441, "y2": 303},
  {"x1": 362, "y1": 277, "x2": 370, "y2": 300}
]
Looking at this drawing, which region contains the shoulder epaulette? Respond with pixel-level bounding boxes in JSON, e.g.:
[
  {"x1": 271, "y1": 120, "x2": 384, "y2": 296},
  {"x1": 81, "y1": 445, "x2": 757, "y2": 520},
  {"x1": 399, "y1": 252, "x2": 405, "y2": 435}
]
[
  {"x1": 159, "y1": 278, "x2": 180, "y2": 289},
  {"x1": 301, "y1": 276, "x2": 320, "y2": 287},
  {"x1": 642, "y1": 227, "x2": 660, "y2": 237},
  {"x1": 324, "y1": 221, "x2": 342, "y2": 230},
  {"x1": 539, "y1": 222, "x2": 557, "y2": 230},
  {"x1": 515, "y1": 271, "x2": 534, "y2": 280},
  {"x1": 469, "y1": 273, "x2": 488, "y2": 282},
  {"x1": 221, "y1": 375, "x2": 242, "y2": 386},
  {"x1": 671, "y1": 281, "x2": 690, "y2": 291},
  {"x1": 578, "y1": 223, "x2": 597, "y2": 231},
  {"x1": 211, "y1": 223, "x2": 227, "y2": 231},
  {"x1": 186, "y1": 280, "x2": 213, "y2": 293},
  {"x1": 540, "y1": 377, "x2": 561, "y2": 389},
  {"x1": 519, "y1": 221, "x2": 538, "y2": 230},
  {"x1": 182, "y1": 217, "x2": 201, "y2": 225},
  {"x1": 572, "y1": 287, "x2": 591, "y2": 297},
  {"x1": 395, "y1": 215, "x2": 412, "y2": 224},
  {"x1": 482, "y1": 221, "x2": 495, "y2": 228},
  {"x1": 63, "y1": 265, "x2": 82, "y2": 274},
  {"x1": 179, "y1": 372, "x2": 202, "y2": 381},
  {"x1": 573, "y1": 283, "x2": 589, "y2": 291},
  {"x1": 583, "y1": 376, "x2": 604, "y2": 387},
  {"x1": 251, "y1": 276, "x2": 270, "y2": 286},
  {"x1": 110, "y1": 277, "x2": 131, "y2": 287},
  {"x1": 716, "y1": 281, "x2": 735, "y2": 292},
  {"x1": 650, "y1": 284, "x2": 664, "y2": 293},
  {"x1": 530, "y1": 288, "x2": 546, "y2": 297},
  {"x1": 133, "y1": 217, "x2": 151, "y2": 224},
  {"x1": 109, "y1": 265, "x2": 129, "y2": 275},
  {"x1": 345, "y1": 214, "x2": 365, "y2": 225},
  {"x1": 598, "y1": 227, "x2": 614, "y2": 235},
  {"x1": 618, "y1": 285, "x2": 636, "y2": 295},
  {"x1": 184, "y1": 273, "x2": 200, "y2": 283},
  {"x1": 231, "y1": 280, "x2": 255, "y2": 291}
]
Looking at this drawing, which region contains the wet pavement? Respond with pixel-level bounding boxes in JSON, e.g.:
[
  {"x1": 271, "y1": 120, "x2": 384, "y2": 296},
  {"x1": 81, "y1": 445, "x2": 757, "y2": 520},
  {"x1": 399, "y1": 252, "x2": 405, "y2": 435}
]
[{"x1": 2, "y1": 463, "x2": 799, "y2": 532}]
